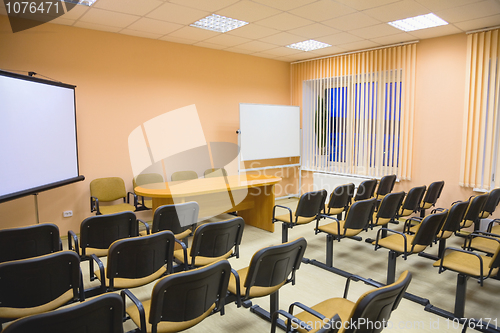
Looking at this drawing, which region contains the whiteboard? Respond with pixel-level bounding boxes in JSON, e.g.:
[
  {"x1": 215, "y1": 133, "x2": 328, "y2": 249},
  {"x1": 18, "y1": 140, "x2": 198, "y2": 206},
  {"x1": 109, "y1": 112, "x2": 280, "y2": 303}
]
[{"x1": 239, "y1": 103, "x2": 300, "y2": 161}]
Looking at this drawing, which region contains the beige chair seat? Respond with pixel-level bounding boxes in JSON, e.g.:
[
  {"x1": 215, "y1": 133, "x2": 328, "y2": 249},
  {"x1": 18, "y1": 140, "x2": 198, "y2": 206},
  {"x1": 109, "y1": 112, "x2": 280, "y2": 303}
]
[
  {"x1": 317, "y1": 220, "x2": 363, "y2": 237},
  {"x1": 173, "y1": 248, "x2": 232, "y2": 267},
  {"x1": 227, "y1": 266, "x2": 285, "y2": 299},
  {"x1": 468, "y1": 237, "x2": 500, "y2": 255},
  {"x1": 372, "y1": 212, "x2": 391, "y2": 226},
  {"x1": 274, "y1": 212, "x2": 316, "y2": 225},
  {"x1": 433, "y1": 251, "x2": 498, "y2": 277},
  {"x1": 94, "y1": 266, "x2": 166, "y2": 289},
  {"x1": 437, "y1": 230, "x2": 453, "y2": 239},
  {"x1": 292, "y1": 297, "x2": 354, "y2": 333},
  {"x1": 127, "y1": 299, "x2": 215, "y2": 333},
  {"x1": 324, "y1": 205, "x2": 344, "y2": 216},
  {"x1": 98, "y1": 203, "x2": 135, "y2": 215},
  {"x1": 84, "y1": 247, "x2": 109, "y2": 258},
  {"x1": 0, "y1": 290, "x2": 73, "y2": 319},
  {"x1": 375, "y1": 234, "x2": 426, "y2": 254},
  {"x1": 461, "y1": 219, "x2": 474, "y2": 229},
  {"x1": 143, "y1": 199, "x2": 153, "y2": 209},
  {"x1": 491, "y1": 225, "x2": 500, "y2": 234},
  {"x1": 140, "y1": 229, "x2": 191, "y2": 240}
]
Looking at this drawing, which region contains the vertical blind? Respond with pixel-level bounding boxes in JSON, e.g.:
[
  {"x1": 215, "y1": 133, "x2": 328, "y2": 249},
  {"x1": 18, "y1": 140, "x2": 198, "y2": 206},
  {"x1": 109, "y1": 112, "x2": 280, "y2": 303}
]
[
  {"x1": 292, "y1": 43, "x2": 416, "y2": 180},
  {"x1": 460, "y1": 29, "x2": 500, "y2": 190}
]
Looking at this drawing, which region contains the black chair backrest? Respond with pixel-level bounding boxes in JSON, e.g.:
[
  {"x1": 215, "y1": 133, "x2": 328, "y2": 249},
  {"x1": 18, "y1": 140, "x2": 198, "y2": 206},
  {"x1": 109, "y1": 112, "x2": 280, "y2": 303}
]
[
  {"x1": 354, "y1": 179, "x2": 377, "y2": 201},
  {"x1": 346, "y1": 271, "x2": 412, "y2": 333},
  {"x1": 440, "y1": 201, "x2": 468, "y2": 233},
  {"x1": 0, "y1": 251, "x2": 82, "y2": 311},
  {"x1": 327, "y1": 184, "x2": 354, "y2": 211},
  {"x1": 296, "y1": 190, "x2": 327, "y2": 218},
  {"x1": 0, "y1": 223, "x2": 61, "y2": 263},
  {"x1": 412, "y1": 211, "x2": 448, "y2": 247},
  {"x1": 151, "y1": 202, "x2": 199, "y2": 234},
  {"x1": 190, "y1": 217, "x2": 245, "y2": 263},
  {"x1": 149, "y1": 260, "x2": 231, "y2": 328},
  {"x1": 244, "y1": 237, "x2": 307, "y2": 294},
  {"x1": 400, "y1": 185, "x2": 426, "y2": 214},
  {"x1": 2, "y1": 294, "x2": 124, "y2": 333},
  {"x1": 422, "y1": 181, "x2": 444, "y2": 207},
  {"x1": 376, "y1": 192, "x2": 405, "y2": 220},
  {"x1": 463, "y1": 193, "x2": 489, "y2": 222},
  {"x1": 483, "y1": 188, "x2": 500, "y2": 215},
  {"x1": 80, "y1": 211, "x2": 139, "y2": 256},
  {"x1": 107, "y1": 231, "x2": 175, "y2": 286},
  {"x1": 376, "y1": 174, "x2": 397, "y2": 197},
  {"x1": 344, "y1": 198, "x2": 377, "y2": 230}
]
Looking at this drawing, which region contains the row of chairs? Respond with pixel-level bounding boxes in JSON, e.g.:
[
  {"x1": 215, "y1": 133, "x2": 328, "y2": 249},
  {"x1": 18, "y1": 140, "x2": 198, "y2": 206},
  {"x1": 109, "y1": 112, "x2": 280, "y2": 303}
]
[{"x1": 90, "y1": 168, "x2": 228, "y2": 215}]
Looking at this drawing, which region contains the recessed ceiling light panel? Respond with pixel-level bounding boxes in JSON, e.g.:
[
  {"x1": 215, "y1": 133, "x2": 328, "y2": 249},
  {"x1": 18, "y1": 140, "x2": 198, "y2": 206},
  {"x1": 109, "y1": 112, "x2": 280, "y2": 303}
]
[
  {"x1": 388, "y1": 13, "x2": 448, "y2": 32},
  {"x1": 286, "y1": 40, "x2": 331, "y2": 52},
  {"x1": 190, "y1": 14, "x2": 248, "y2": 33},
  {"x1": 62, "y1": 0, "x2": 97, "y2": 6}
]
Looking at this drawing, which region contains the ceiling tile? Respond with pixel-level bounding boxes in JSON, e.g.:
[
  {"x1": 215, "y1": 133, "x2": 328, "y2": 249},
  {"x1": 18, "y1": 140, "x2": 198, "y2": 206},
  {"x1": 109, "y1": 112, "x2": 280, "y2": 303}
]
[
  {"x1": 323, "y1": 12, "x2": 382, "y2": 31},
  {"x1": 415, "y1": 0, "x2": 483, "y2": 12},
  {"x1": 193, "y1": 41, "x2": 229, "y2": 50},
  {"x1": 73, "y1": 21, "x2": 122, "y2": 33},
  {"x1": 224, "y1": 47, "x2": 254, "y2": 55},
  {"x1": 454, "y1": 14, "x2": 500, "y2": 31},
  {"x1": 94, "y1": 0, "x2": 163, "y2": 16},
  {"x1": 146, "y1": 2, "x2": 210, "y2": 25},
  {"x1": 225, "y1": 24, "x2": 280, "y2": 39},
  {"x1": 255, "y1": 12, "x2": 314, "y2": 31},
  {"x1": 406, "y1": 24, "x2": 463, "y2": 39},
  {"x1": 168, "y1": 26, "x2": 220, "y2": 41},
  {"x1": 334, "y1": 0, "x2": 401, "y2": 11},
  {"x1": 231, "y1": 40, "x2": 277, "y2": 52},
  {"x1": 259, "y1": 32, "x2": 307, "y2": 46},
  {"x1": 316, "y1": 32, "x2": 364, "y2": 46},
  {"x1": 435, "y1": 0, "x2": 500, "y2": 23},
  {"x1": 362, "y1": 0, "x2": 430, "y2": 23},
  {"x1": 159, "y1": 35, "x2": 197, "y2": 44},
  {"x1": 307, "y1": 45, "x2": 346, "y2": 56},
  {"x1": 60, "y1": 5, "x2": 89, "y2": 20},
  {"x1": 126, "y1": 18, "x2": 183, "y2": 35},
  {"x1": 289, "y1": 0, "x2": 357, "y2": 22},
  {"x1": 371, "y1": 32, "x2": 419, "y2": 45},
  {"x1": 78, "y1": 8, "x2": 140, "y2": 28},
  {"x1": 251, "y1": 0, "x2": 317, "y2": 11},
  {"x1": 339, "y1": 39, "x2": 381, "y2": 52},
  {"x1": 250, "y1": 52, "x2": 281, "y2": 60},
  {"x1": 256, "y1": 47, "x2": 304, "y2": 57},
  {"x1": 169, "y1": 0, "x2": 240, "y2": 12},
  {"x1": 215, "y1": 1, "x2": 281, "y2": 23},
  {"x1": 288, "y1": 23, "x2": 341, "y2": 39},
  {"x1": 203, "y1": 33, "x2": 251, "y2": 47},
  {"x1": 120, "y1": 29, "x2": 163, "y2": 39},
  {"x1": 350, "y1": 23, "x2": 402, "y2": 39}
]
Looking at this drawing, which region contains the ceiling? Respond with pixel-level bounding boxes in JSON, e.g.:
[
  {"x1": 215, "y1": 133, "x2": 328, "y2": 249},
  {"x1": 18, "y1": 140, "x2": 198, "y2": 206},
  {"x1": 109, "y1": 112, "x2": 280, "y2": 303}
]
[{"x1": 2, "y1": 0, "x2": 500, "y2": 62}]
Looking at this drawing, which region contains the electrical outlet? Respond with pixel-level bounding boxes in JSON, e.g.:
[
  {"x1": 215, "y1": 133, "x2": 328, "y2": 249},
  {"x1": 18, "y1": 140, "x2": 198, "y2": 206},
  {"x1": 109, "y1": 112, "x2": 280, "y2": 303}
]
[{"x1": 63, "y1": 210, "x2": 73, "y2": 218}]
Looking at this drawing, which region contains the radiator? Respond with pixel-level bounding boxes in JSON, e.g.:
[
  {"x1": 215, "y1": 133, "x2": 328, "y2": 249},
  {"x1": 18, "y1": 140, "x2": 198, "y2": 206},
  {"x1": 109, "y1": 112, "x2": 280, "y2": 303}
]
[{"x1": 313, "y1": 172, "x2": 372, "y2": 194}]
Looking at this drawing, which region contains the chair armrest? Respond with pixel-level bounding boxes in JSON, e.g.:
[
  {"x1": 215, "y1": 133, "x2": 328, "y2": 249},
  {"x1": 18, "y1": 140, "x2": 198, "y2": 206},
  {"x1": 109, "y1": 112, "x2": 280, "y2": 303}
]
[
  {"x1": 138, "y1": 219, "x2": 150, "y2": 235},
  {"x1": 121, "y1": 289, "x2": 147, "y2": 333},
  {"x1": 289, "y1": 302, "x2": 326, "y2": 320},
  {"x1": 90, "y1": 196, "x2": 100, "y2": 214},
  {"x1": 127, "y1": 192, "x2": 138, "y2": 208},
  {"x1": 67, "y1": 230, "x2": 80, "y2": 256},
  {"x1": 316, "y1": 214, "x2": 341, "y2": 236},
  {"x1": 175, "y1": 238, "x2": 189, "y2": 271},
  {"x1": 230, "y1": 268, "x2": 242, "y2": 307},
  {"x1": 90, "y1": 254, "x2": 106, "y2": 293},
  {"x1": 438, "y1": 247, "x2": 485, "y2": 284},
  {"x1": 271, "y1": 309, "x2": 312, "y2": 333},
  {"x1": 404, "y1": 217, "x2": 422, "y2": 233},
  {"x1": 374, "y1": 228, "x2": 409, "y2": 259},
  {"x1": 487, "y1": 219, "x2": 500, "y2": 233},
  {"x1": 273, "y1": 205, "x2": 293, "y2": 225},
  {"x1": 464, "y1": 232, "x2": 500, "y2": 250}
]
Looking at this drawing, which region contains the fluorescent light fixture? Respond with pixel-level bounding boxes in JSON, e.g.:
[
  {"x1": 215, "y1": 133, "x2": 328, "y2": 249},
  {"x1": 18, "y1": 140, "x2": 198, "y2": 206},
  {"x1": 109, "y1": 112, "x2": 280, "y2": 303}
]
[
  {"x1": 286, "y1": 40, "x2": 331, "y2": 52},
  {"x1": 388, "y1": 13, "x2": 448, "y2": 32},
  {"x1": 61, "y1": 0, "x2": 97, "y2": 6},
  {"x1": 190, "y1": 14, "x2": 248, "y2": 33}
]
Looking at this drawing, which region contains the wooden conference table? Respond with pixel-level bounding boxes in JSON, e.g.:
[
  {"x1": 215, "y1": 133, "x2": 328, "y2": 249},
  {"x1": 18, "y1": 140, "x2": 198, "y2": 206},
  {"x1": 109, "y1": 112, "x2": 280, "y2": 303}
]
[{"x1": 134, "y1": 174, "x2": 281, "y2": 232}]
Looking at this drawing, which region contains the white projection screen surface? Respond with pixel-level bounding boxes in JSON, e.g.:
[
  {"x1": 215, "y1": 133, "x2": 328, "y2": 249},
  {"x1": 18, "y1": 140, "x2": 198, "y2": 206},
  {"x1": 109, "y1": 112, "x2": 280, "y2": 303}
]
[
  {"x1": 239, "y1": 103, "x2": 300, "y2": 161},
  {"x1": 0, "y1": 70, "x2": 83, "y2": 203}
]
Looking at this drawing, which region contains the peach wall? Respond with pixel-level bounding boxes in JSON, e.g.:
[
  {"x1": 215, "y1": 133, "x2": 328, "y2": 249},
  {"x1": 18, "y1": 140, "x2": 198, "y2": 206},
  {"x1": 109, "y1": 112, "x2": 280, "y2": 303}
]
[{"x1": 0, "y1": 15, "x2": 291, "y2": 234}]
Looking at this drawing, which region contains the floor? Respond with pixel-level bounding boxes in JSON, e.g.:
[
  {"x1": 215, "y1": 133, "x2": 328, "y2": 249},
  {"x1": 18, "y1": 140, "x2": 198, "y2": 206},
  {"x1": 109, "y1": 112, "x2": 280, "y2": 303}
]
[{"x1": 71, "y1": 199, "x2": 500, "y2": 332}]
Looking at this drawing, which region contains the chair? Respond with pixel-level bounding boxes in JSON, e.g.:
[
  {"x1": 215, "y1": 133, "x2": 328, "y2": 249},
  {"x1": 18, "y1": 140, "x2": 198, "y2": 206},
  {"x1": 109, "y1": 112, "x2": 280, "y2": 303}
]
[
  {"x1": 396, "y1": 185, "x2": 426, "y2": 222},
  {"x1": 419, "y1": 181, "x2": 444, "y2": 217},
  {"x1": 488, "y1": 219, "x2": 500, "y2": 234},
  {"x1": 353, "y1": 179, "x2": 377, "y2": 201},
  {"x1": 375, "y1": 174, "x2": 397, "y2": 200},
  {"x1": 2, "y1": 293, "x2": 124, "y2": 333},
  {"x1": 91, "y1": 231, "x2": 176, "y2": 293},
  {"x1": 227, "y1": 237, "x2": 307, "y2": 324},
  {"x1": 479, "y1": 188, "x2": 500, "y2": 219},
  {"x1": 433, "y1": 236, "x2": 500, "y2": 318},
  {"x1": 90, "y1": 177, "x2": 137, "y2": 215},
  {"x1": 271, "y1": 270, "x2": 412, "y2": 333},
  {"x1": 365, "y1": 192, "x2": 405, "y2": 243},
  {"x1": 171, "y1": 170, "x2": 198, "y2": 181},
  {"x1": 374, "y1": 210, "x2": 448, "y2": 284},
  {"x1": 122, "y1": 260, "x2": 231, "y2": 333},
  {"x1": 273, "y1": 190, "x2": 327, "y2": 243},
  {"x1": 458, "y1": 193, "x2": 489, "y2": 231},
  {"x1": 0, "y1": 251, "x2": 84, "y2": 327},
  {"x1": 324, "y1": 183, "x2": 355, "y2": 219},
  {"x1": 133, "y1": 173, "x2": 164, "y2": 211},
  {"x1": 314, "y1": 198, "x2": 376, "y2": 268},
  {"x1": 173, "y1": 217, "x2": 245, "y2": 269},
  {"x1": 142, "y1": 202, "x2": 199, "y2": 244},
  {"x1": 0, "y1": 223, "x2": 61, "y2": 263},
  {"x1": 204, "y1": 168, "x2": 228, "y2": 178}
]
